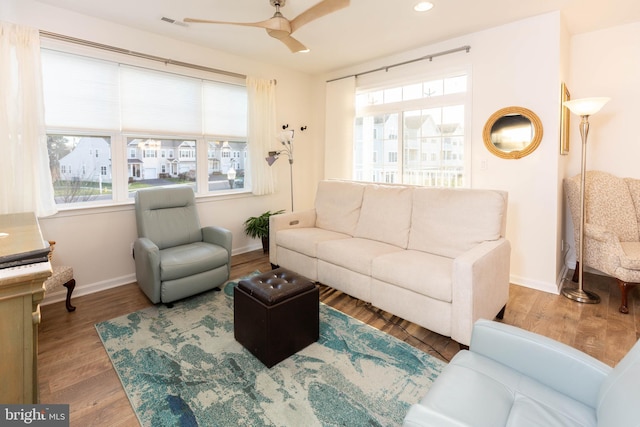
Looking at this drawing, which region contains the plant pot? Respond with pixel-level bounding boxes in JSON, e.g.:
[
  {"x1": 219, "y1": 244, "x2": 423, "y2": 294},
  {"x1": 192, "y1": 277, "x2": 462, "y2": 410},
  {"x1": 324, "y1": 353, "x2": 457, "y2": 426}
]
[{"x1": 262, "y1": 236, "x2": 269, "y2": 254}]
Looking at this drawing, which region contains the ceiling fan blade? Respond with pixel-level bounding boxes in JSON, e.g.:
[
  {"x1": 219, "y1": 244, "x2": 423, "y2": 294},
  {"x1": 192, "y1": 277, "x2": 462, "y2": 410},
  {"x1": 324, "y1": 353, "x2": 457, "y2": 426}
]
[
  {"x1": 184, "y1": 16, "x2": 291, "y2": 33},
  {"x1": 290, "y1": 0, "x2": 350, "y2": 33},
  {"x1": 266, "y1": 30, "x2": 308, "y2": 53}
]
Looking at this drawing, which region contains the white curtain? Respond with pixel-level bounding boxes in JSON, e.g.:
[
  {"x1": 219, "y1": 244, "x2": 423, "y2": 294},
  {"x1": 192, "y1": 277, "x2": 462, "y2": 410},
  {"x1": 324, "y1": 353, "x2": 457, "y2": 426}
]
[
  {"x1": 246, "y1": 76, "x2": 277, "y2": 195},
  {"x1": 0, "y1": 22, "x2": 57, "y2": 217},
  {"x1": 325, "y1": 76, "x2": 356, "y2": 180}
]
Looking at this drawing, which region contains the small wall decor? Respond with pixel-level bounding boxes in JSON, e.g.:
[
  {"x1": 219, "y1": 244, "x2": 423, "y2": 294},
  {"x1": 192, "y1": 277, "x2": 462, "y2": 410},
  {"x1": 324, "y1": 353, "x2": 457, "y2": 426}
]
[
  {"x1": 560, "y1": 82, "x2": 571, "y2": 155},
  {"x1": 483, "y1": 106, "x2": 543, "y2": 159}
]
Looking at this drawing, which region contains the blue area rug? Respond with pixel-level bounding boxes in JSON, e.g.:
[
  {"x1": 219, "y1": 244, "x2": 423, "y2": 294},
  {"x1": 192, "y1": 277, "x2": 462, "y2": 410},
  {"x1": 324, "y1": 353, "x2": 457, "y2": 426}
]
[{"x1": 96, "y1": 275, "x2": 445, "y2": 426}]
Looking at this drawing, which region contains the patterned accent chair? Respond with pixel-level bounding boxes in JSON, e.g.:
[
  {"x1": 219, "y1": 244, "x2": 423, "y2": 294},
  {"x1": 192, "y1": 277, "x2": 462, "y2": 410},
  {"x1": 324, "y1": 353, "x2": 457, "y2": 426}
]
[{"x1": 565, "y1": 171, "x2": 640, "y2": 313}]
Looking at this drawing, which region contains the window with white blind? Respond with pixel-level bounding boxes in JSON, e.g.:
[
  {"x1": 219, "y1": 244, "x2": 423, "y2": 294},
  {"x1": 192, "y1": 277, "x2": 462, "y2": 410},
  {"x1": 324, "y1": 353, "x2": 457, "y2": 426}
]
[
  {"x1": 354, "y1": 72, "x2": 470, "y2": 188},
  {"x1": 41, "y1": 49, "x2": 248, "y2": 206}
]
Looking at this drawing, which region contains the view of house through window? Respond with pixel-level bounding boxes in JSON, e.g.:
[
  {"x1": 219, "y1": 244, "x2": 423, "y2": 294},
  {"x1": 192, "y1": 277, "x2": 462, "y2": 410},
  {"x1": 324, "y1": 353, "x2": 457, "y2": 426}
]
[
  {"x1": 41, "y1": 48, "x2": 248, "y2": 207},
  {"x1": 354, "y1": 73, "x2": 469, "y2": 187},
  {"x1": 207, "y1": 140, "x2": 247, "y2": 191},
  {"x1": 48, "y1": 135, "x2": 112, "y2": 204},
  {"x1": 127, "y1": 138, "x2": 197, "y2": 195}
]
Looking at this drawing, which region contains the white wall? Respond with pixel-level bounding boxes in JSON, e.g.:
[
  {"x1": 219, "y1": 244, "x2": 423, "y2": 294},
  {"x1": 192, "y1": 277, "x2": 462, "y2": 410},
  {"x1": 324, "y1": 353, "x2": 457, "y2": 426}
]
[
  {"x1": 1, "y1": 0, "x2": 319, "y2": 303},
  {"x1": 317, "y1": 12, "x2": 565, "y2": 293},
  {"x1": 563, "y1": 21, "x2": 640, "y2": 265}
]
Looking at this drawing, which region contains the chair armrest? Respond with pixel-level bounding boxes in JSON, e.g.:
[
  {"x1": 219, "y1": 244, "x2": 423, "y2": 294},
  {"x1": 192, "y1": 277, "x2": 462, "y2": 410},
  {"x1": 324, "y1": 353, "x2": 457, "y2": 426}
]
[
  {"x1": 133, "y1": 237, "x2": 161, "y2": 303},
  {"x1": 470, "y1": 319, "x2": 611, "y2": 408},
  {"x1": 269, "y1": 209, "x2": 317, "y2": 265},
  {"x1": 451, "y1": 238, "x2": 511, "y2": 346},
  {"x1": 203, "y1": 226, "x2": 233, "y2": 273},
  {"x1": 202, "y1": 226, "x2": 232, "y2": 251}
]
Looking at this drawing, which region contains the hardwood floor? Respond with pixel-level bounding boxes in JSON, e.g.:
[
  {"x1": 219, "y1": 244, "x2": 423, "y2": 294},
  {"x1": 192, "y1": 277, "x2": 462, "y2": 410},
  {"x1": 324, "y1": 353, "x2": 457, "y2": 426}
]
[{"x1": 38, "y1": 250, "x2": 640, "y2": 426}]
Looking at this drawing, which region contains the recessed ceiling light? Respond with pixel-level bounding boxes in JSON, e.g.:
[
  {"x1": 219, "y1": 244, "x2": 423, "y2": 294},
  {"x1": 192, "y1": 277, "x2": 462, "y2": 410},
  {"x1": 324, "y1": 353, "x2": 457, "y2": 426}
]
[{"x1": 414, "y1": 1, "x2": 434, "y2": 12}]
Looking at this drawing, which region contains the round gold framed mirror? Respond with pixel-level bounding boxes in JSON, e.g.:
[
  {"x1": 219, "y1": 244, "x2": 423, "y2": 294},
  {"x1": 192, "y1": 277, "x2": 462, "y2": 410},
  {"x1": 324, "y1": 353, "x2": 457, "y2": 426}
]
[{"x1": 482, "y1": 106, "x2": 543, "y2": 159}]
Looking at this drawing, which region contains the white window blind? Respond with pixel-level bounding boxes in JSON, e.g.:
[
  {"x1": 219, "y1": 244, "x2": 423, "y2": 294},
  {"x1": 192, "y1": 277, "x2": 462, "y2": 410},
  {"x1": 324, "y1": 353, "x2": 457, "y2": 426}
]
[
  {"x1": 41, "y1": 49, "x2": 120, "y2": 130},
  {"x1": 203, "y1": 81, "x2": 247, "y2": 137},
  {"x1": 42, "y1": 50, "x2": 247, "y2": 137},
  {"x1": 120, "y1": 65, "x2": 202, "y2": 134}
]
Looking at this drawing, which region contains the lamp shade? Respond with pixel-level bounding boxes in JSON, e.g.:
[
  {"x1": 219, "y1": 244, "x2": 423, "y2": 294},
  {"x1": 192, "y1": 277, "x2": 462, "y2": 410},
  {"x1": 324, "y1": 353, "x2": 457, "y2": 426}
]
[{"x1": 563, "y1": 97, "x2": 610, "y2": 116}]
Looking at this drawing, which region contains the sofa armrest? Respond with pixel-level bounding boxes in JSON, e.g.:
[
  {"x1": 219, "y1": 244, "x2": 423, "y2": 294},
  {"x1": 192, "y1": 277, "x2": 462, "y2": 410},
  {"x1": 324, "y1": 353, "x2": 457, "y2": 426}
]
[
  {"x1": 133, "y1": 237, "x2": 161, "y2": 303},
  {"x1": 269, "y1": 209, "x2": 317, "y2": 265},
  {"x1": 203, "y1": 226, "x2": 233, "y2": 274},
  {"x1": 470, "y1": 319, "x2": 611, "y2": 408},
  {"x1": 403, "y1": 403, "x2": 469, "y2": 427},
  {"x1": 451, "y1": 238, "x2": 511, "y2": 346}
]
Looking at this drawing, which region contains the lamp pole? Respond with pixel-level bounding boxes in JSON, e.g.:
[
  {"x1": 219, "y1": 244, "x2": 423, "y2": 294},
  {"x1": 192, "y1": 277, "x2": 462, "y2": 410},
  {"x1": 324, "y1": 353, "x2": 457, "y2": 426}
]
[
  {"x1": 562, "y1": 113, "x2": 600, "y2": 303},
  {"x1": 561, "y1": 97, "x2": 610, "y2": 303}
]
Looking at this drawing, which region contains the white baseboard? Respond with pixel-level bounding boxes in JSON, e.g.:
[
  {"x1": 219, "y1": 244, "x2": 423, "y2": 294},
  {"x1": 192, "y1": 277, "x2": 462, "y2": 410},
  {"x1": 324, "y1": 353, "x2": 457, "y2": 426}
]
[
  {"x1": 510, "y1": 274, "x2": 560, "y2": 295},
  {"x1": 41, "y1": 273, "x2": 136, "y2": 306}
]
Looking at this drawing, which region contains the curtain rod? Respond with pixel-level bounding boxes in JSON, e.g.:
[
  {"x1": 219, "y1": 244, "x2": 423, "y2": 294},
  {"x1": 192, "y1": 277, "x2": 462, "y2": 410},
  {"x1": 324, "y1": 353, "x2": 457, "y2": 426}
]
[
  {"x1": 39, "y1": 30, "x2": 247, "y2": 80},
  {"x1": 326, "y1": 45, "x2": 471, "y2": 83}
]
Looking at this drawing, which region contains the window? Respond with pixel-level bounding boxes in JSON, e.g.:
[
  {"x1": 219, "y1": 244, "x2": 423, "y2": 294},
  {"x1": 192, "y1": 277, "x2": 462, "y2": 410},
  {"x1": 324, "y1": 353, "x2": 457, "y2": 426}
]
[
  {"x1": 41, "y1": 48, "x2": 248, "y2": 207},
  {"x1": 207, "y1": 140, "x2": 246, "y2": 191},
  {"x1": 354, "y1": 73, "x2": 470, "y2": 187},
  {"x1": 127, "y1": 138, "x2": 196, "y2": 193},
  {"x1": 47, "y1": 135, "x2": 112, "y2": 204}
]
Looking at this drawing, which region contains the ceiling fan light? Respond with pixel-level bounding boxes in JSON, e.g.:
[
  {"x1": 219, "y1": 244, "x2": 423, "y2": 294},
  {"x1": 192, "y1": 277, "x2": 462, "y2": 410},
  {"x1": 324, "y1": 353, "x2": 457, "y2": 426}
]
[{"x1": 414, "y1": 1, "x2": 434, "y2": 12}]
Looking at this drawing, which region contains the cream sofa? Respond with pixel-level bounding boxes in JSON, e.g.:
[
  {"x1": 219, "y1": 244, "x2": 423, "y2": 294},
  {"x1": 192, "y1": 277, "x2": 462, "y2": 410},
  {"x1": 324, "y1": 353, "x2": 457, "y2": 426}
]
[{"x1": 269, "y1": 180, "x2": 510, "y2": 346}]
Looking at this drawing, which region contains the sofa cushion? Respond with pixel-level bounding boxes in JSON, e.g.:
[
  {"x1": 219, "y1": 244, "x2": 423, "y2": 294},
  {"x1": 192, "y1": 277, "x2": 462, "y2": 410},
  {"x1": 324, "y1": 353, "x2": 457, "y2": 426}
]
[
  {"x1": 315, "y1": 180, "x2": 366, "y2": 236},
  {"x1": 317, "y1": 238, "x2": 403, "y2": 276},
  {"x1": 372, "y1": 250, "x2": 453, "y2": 302},
  {"x1": 275, "y1": 227, "x2": 351, "y2": 258},
  {"x1": 408, "y1": 188, "x2": 506, "y2": 258},
  {"x1": 354, "y1": 184, "x2": 414, "y2": 248},
  {"x1": 408, "y1": 351, "x2": 596, "y2": 427}
]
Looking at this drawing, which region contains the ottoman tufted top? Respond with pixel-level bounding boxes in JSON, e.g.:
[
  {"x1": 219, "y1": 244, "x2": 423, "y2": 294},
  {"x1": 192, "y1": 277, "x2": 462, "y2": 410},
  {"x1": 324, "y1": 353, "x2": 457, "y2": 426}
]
[{"x1": 238, "y1": 268, "x2": 316, "y2": 305}]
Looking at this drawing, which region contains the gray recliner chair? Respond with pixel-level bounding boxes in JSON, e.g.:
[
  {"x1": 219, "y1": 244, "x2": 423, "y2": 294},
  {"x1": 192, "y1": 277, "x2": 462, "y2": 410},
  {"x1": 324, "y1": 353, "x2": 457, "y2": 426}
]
[{"x1": 133, "y1": 186, "x2": 232, "y2": 304}]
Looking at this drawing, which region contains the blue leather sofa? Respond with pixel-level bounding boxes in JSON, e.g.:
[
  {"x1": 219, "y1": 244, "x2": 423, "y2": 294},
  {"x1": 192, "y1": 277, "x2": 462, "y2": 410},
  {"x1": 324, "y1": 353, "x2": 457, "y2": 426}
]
[{"x1": 404, "y1": 319, "x2": 640, "y2": 427}]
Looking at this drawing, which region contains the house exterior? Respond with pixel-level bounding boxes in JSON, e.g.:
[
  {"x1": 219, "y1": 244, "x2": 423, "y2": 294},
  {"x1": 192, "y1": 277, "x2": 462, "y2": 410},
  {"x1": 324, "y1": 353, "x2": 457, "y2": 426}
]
[
  {"x1": 126, "y1": 139, "x2": 245, "y2": 181},
  {"x1": 58, "y1": 136, "x2": 112, "y2": 183}
]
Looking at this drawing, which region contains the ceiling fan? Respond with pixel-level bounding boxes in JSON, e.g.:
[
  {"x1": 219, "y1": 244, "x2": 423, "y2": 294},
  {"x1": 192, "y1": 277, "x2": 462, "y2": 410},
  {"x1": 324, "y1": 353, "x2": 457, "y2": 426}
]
[{"x1": 184, "y1": 0, "x2": 350, "y2": 53}]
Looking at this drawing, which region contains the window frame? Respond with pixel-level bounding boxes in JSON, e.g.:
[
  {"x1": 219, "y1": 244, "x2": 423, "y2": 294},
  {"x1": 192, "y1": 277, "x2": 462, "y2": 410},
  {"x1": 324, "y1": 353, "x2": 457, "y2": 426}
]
[
  {"x1": 354, "y1": 67, "x2": 472, "y2": 188},
  {"x1": 40, "y1": 39, "x2": 250, "y2": 211}
]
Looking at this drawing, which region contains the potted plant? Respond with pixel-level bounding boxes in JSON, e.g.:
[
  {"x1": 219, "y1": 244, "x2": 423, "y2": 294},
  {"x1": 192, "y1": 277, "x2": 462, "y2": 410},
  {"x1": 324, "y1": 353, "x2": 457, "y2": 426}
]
[{"x1": 243, "y1": 210, "x2": 284, "y2": 253}]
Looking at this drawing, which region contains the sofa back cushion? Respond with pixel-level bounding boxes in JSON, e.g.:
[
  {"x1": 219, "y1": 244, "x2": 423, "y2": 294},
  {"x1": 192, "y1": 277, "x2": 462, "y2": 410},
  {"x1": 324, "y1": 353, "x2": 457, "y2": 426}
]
[
  {"x1": 354, "y1": 184, "x2": 414, "y2": 248},
  {"x1": 315, "y1": 180, "x2": 366, "y2": 236},
  {"x1": 408, "y1": 188, "x2": 507, "y2": 258}
]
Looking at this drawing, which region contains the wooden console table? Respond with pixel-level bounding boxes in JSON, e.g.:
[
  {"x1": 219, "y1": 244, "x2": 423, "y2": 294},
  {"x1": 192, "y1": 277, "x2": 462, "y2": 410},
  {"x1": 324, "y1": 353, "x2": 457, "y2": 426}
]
[{"x1": 0, "y1": 212, "x2": 51, "y2": 404}]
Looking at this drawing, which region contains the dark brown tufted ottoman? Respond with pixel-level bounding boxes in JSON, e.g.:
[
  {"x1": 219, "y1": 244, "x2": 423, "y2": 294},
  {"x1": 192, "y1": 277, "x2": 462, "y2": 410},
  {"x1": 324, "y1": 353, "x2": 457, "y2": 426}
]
[{"x1": 234, "y1": 268, "x2": 319, "y2": 368}]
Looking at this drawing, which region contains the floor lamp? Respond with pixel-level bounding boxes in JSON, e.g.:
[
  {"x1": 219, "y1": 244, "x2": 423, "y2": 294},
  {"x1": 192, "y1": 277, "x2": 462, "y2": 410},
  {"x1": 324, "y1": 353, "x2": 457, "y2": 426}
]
[
  {"x1": 561, "y1": 97, "x2": 610, "y2": 303},
  {"x1": 265, "y1": 128, "x2": 295, "y2": 212}
]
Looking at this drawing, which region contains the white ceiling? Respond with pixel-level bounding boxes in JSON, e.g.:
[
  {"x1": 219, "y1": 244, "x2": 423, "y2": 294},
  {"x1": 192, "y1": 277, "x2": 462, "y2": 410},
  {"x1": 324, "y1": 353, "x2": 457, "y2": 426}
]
[{"x1": 36, "y1": 0, "x2": 640, "y2": 75}]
